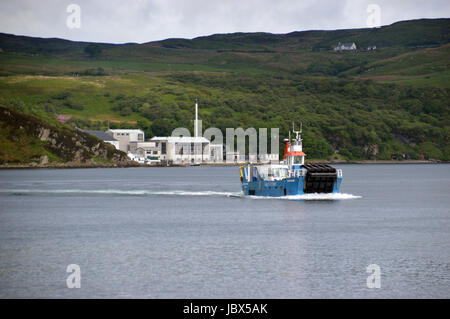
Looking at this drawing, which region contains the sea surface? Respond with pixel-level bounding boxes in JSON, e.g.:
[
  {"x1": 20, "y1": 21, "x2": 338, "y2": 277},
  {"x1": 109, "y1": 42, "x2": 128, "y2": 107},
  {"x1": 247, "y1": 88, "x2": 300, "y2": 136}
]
[{"x1": 0, "y1": 164, "x2": 449, "y2": 298}]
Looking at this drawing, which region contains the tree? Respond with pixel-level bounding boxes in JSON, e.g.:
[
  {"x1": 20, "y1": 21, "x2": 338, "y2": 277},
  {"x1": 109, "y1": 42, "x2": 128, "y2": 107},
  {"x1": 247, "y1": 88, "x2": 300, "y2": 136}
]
[
  {"x1": 151, "y1": 119, "x2": 176, "y2": 136},
  {"x1": 84, "y1": 44, "x2": 102, "y2": 58}
]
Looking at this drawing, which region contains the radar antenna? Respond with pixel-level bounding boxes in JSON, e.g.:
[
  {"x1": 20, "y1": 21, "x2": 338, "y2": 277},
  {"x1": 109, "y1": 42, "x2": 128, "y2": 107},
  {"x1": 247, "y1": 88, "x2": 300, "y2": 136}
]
[{"x1": 292, "y1": 122, "x2": 303, "y2": 142}]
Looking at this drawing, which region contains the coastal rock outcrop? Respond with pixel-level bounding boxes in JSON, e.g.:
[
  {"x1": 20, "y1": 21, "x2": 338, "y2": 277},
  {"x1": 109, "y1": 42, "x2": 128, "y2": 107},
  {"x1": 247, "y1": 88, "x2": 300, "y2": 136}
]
[{"x1": 0, "y1": 106, "x2": 138, "y2": 167}]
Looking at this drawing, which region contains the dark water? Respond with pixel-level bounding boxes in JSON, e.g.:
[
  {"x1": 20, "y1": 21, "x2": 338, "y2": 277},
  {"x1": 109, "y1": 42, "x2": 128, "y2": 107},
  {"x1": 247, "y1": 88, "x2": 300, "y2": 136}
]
[{"x1": 0, "y1": 164, "x2": 449, "y2": 298}]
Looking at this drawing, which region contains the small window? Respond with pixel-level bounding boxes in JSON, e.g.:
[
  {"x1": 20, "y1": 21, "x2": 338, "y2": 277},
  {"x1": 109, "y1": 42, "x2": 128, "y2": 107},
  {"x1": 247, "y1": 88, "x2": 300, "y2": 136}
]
[{"x1": 293, "y1": 156, "x2": 303, "y2": 164}]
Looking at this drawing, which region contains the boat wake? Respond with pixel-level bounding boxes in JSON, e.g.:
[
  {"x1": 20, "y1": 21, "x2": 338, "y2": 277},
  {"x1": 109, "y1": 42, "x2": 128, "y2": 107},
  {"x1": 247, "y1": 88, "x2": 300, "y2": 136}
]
[
  {"x1": 0, "y1": 189, "x2": 241, "y2": 197},
  {"x1": 1, "y1": 189, "x2": 360, "y2": 200},
  {"x1": 246, "y1": 193, "x2": 361, "y2": 200}
]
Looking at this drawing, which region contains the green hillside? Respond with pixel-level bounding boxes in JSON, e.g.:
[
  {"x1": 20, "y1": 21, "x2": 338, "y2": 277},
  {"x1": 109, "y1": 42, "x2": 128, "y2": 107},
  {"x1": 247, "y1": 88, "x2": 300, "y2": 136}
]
[
  {"x1": 0, "y1": 106, "x2": 134, "y2": 166},
  {"x1": 0, "y1": 18, "x2": 449, "y2": 161}
]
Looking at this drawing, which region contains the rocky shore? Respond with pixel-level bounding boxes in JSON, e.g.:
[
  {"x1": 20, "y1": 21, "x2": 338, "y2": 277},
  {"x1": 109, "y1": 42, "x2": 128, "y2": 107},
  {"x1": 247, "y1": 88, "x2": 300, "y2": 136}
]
[
  {"x1": 0, "y1": 161, "x2": 141, "y2": 169},
  {"x1": 0, "y1": 106, "x2": 136, "y2": 168}
]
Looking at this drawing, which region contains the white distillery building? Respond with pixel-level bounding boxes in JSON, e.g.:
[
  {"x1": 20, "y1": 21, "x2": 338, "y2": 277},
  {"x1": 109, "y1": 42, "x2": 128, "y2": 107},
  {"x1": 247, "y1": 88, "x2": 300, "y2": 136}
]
[
  {"x1": 106, "y1": 129, "x2": 145, "y2": 152},
  {"x1": 150, "y1": 136, "x2": 223, "y2": 164},
  {"x1": 149, "y1": 100, "x2": 223, "y2": 164},
  {"x1": 128, "y1": 141, "x2": 161, "y2": 163}
]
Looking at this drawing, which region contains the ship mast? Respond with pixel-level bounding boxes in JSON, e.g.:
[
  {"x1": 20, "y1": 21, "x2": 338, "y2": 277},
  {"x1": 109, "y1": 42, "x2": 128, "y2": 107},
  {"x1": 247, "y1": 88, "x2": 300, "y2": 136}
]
[
  {"x1": 292, "y1": 122, "x2": 302, "y2": 146},
  {"x1": 285, "y1": 122, "x2": 305, "y2": 166}
]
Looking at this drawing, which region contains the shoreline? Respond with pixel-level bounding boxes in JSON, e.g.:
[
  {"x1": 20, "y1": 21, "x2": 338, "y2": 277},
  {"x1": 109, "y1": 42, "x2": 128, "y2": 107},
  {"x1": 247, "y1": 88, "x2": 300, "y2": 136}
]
[{"x1": 0, "y1": 159, "x2": 446, "y2": 170}]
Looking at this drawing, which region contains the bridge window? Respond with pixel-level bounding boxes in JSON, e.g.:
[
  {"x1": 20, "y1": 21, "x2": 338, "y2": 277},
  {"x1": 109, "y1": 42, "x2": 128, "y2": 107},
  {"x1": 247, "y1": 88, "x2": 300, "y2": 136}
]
[{"x1": 293, "y1": 156, "x2": 303, "y2": 164}]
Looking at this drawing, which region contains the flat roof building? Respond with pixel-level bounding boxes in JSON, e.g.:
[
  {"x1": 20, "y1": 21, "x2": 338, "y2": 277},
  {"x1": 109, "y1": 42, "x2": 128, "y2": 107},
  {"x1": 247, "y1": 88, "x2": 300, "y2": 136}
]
[
  {"x1": 106, "y1": 129, "x2": 144, "y2": 152},
  {"x1": 150, "y1": 136, "x2": 223, "y2": 164}
]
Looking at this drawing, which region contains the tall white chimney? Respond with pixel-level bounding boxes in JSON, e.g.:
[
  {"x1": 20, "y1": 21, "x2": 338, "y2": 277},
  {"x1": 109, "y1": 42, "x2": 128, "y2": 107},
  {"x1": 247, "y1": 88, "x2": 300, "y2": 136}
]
[{"x1": 194, "y1": 99, "x2": 198, "y2": 138}]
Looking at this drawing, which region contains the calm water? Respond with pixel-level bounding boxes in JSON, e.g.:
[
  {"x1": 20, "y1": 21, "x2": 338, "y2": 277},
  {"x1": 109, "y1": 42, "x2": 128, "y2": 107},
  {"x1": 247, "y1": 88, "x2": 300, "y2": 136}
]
[{"x1": 0, "y1": 164, "x2": 449, "y2": 298}]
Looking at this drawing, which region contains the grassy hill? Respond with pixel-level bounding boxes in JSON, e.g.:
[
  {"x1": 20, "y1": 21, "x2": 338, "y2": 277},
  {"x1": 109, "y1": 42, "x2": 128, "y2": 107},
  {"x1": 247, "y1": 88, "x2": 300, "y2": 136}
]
[
  {"x1": 0, "y1": 106, "x2": 134, "y2": 166},
  {"x1": 0, "y1": 18, "x2": 449, "y2": 161},
  {"x1": 1, "y1": 18, "x2": 449, "y2": 77}
]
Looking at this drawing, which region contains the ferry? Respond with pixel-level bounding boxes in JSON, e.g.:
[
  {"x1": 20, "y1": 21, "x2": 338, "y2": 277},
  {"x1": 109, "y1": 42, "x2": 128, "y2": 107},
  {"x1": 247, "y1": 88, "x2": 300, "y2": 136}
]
[{"x1": 240, "y1": 124, "x2": 343, "y2": 196}]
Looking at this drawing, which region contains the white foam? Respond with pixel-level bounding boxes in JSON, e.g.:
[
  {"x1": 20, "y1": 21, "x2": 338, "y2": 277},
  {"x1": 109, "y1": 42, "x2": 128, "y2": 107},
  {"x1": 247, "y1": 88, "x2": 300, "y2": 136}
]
[
  {"x1": 152, "y1": 190, "x2": 240, "y2": 197},
  {"x1": 246, "y1": 193, "x2": 361, "y2": 200},
  {"x1": 0, "y1": 189, "x2": 241, "y2": 197},
  {"x1": 0, "y1": 189, "x2": 360, "y2": 200}
]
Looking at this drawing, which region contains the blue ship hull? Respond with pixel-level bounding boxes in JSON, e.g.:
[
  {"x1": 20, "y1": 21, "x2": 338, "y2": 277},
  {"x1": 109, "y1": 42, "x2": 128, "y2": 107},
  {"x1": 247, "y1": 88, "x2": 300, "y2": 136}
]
[{"x1": 241, "y1": 175, "x2": 343, "y2": 197}]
